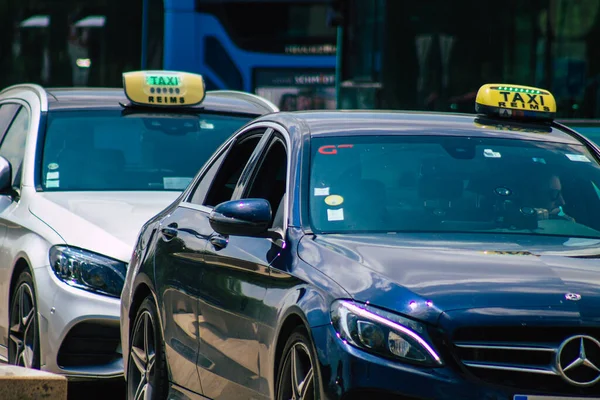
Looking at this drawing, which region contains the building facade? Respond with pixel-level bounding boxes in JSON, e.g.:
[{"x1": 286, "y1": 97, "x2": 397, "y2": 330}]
[
  {"x1": 0, "y1": 0, "x2": 161, "y2": 89},
  {"x1": 339, "y1": 0, "x2": 600, "y2": 119}
]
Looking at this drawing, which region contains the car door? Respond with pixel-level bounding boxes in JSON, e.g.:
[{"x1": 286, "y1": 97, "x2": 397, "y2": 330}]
[
  {"x1": 196, "y1": 131, "x2": 289, "y2": 400},
  {"x1": 153, "y1": 127, "x2": 271, "y2": 395},
  {"x1": 0, "y1": 103, "x2": 31, "y2": 359}
]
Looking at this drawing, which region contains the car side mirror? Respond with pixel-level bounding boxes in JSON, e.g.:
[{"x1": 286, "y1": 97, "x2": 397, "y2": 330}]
[
  {"x1": 0, "y1": 156, "x2": 12, "y2": 193},
  {"x1": 209, "y1": 198, "x2": 272, "y2": 237}
]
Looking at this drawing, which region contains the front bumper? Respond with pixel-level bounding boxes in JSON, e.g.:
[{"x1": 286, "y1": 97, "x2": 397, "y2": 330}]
[
  {"x1": 313, "y1": 324, "x2": 595, "y2": 400},
  {"x1": 35, "y1": 265, "x2": 123, "y2": 380}
]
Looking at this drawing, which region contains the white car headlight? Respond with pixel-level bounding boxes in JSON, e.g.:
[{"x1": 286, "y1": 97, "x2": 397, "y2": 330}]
[
  {"x1": 49, "y1": 246, "x2": 127, "y2": 298},
  {"x1": 331, "y1": 300, "x2": 443, "y2": 366}
]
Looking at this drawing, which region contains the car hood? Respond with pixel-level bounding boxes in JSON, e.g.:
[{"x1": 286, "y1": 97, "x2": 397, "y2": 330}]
[
  {"x1": 300, "y1": 233, "x2": 600, "y2": 324},
  {"x1": 30, "y1": 191, "x2": 180, "y2": 262}
]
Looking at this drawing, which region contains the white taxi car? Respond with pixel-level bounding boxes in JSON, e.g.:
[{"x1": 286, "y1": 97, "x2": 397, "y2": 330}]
[{"x1": 0, "y1": 70, "x2": 277, "y2": 379}]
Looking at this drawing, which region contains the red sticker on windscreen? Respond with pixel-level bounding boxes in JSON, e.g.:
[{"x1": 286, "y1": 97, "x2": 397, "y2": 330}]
[
  {"x1": 318, "y1": 144, "x2": 354, "y2": 154},
  {"x1": 318, "y1": 145, "x2": 337, "y2": 155}
]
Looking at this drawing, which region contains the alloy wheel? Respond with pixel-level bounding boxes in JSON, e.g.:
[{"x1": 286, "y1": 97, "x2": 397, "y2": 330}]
[
  {"x1": 128, "y1": 310, "x2": 157, "y2": 400},
  {"x1": 278, "y1": 342, "x2": 315, "y2": 400},
  {"x1": 9, "y1": 282, "x2": 37, "y2": 368}
]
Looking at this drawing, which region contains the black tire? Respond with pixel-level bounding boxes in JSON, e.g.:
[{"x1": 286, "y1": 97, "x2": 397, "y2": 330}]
[
  {"x1": 276, "y1": 326, "x2": 321, "y2": 400},
  {"x1": 127, "y1": 297, "x2": 168, "y2": 400},
  {"x1": 9, "y1": 271, "x2": 40, "y2": 369}
]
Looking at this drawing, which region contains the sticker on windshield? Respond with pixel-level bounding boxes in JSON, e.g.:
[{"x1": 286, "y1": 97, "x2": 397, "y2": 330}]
[
  {"x1": 327, "y1": 208, "x2": 344, "y2": 221},
  {"x1": 46, "y1": 171, "x2": 59, "y2": 180},
  {"x1": 48, "y1": 163, "x2": 59, "y2": 170},
  {"x1": 46, "y1": 180, "x2": 59, "y2": 188},
  {"x1": 163, "y1": 177, "x2": 193, "y2": 190},
  {"x1": 325, "y1": 195, "x2": 344, "y2": 206},
  {"x1": 314, "y1": 187, "x2": 330, "y2": 196},
  {"x1": 532, "y1": 157, "x2": 546, "y2": 164},
  {"x1": 318, "y1": 144, "x2": 354, "y2": 155},
  {"x1": 483, "y1": 149, "x2": 501, "y2": 158},
  {"x1": 199, "y1": 120, "x2": 214, "y2": 129},
  {"x1": 565, "y1": 153, "x2": 590, "y2": 162}
]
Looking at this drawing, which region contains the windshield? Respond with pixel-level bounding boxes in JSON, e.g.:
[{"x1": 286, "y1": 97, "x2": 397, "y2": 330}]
[
  {"x1": 40, "y1": 110, "x2": 251, "y2": 191},
  {"x1": 310, "y1": 135, "x2": 600, "y2": 239}
]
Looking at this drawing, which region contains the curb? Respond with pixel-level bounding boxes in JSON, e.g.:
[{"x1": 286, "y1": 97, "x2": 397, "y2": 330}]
[{"x1": 0, "y1": 365, "x2": 67, "y2": 400}]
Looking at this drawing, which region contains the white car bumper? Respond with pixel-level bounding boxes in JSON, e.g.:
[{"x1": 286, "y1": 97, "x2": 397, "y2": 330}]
[{"x1": 35, "y1": 265, "x2": 123, "y2": 380}]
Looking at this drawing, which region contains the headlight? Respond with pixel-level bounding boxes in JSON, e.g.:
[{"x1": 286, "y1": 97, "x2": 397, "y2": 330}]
[
  {"x1": 50, "y1": 246, "x2": 127, "y2": 298},
  {"x1": 331, "y1": 300, "x2": 443, "y2": 366}
]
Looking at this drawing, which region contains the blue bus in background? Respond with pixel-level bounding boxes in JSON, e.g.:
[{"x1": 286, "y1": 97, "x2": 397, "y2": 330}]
[{"x1": 149, "y1": 0, "x2": 337, "y2": 110}]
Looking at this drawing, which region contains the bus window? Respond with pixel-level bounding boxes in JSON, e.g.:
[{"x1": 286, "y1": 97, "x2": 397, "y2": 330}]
[
  {"x1": 164, "y1": 0, "x2": 337, "y2": 109},
  {"x1": 195, "y1": 0, "x2": 336, "y2": 54}
]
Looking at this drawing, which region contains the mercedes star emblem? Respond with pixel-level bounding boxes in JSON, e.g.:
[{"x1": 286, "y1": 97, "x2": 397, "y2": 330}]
[
  {"x1": 556, "y1": 335, "x2": 600, "y2": 387},
  {"x1": 565, "y1": 293, "x2": 582, "y2": 301}
]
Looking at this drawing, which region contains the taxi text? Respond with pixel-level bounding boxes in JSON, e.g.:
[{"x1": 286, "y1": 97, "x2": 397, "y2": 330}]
[
  {"x1": 147, "y1": 76, "x2": 180, "y2": 86},
  {"x1": 497, "y1": 91, "x2": 551, "y2": 112},
  {"x1": 148, "y1": 96, "x2": 185, "y2": 104}
]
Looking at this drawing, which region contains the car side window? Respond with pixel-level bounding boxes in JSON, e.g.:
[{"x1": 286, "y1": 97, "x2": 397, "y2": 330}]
[
  {"x1": 202, "y1": 131, "x2": 266, "y2": 207},
  {"x1": 189, "y1": 148, "x2": 228, "y2": 205},
  {"x1": 0, "y1": 103, "x2": 21, "y2": 143},
  {"x1": 243, "y1": 135, "x2": 288, "y2": 229},
  {"x1": 0, "y1": 106, "x2": 29, "y2": 187}
]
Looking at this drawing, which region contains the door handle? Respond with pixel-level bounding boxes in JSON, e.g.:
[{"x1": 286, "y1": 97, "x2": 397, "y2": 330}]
[
  {"x1": 209, "y1": 234, "x2": 228, "y2": 249},
  {"x1": 160, "y1": 223, "x2": 178, "y2": 240}
]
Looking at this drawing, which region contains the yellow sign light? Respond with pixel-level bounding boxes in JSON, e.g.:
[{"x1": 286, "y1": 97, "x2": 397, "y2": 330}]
[
  {"x1": 122, "y1": 70, "x2": 206, "y2": 107},
  {"x1": 475, "y1": 83, "x2": 556, "y2": 121}
]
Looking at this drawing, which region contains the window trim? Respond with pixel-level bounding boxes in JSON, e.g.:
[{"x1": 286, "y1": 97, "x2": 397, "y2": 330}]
[
  {"x1": 238, "y1": 134, "x2": 287, "y2": 200},
  {"x1": 0, "y1": 102, "x2": 32, "y2": 192},
  {"x1": 238, "y1": 134, "x2": 288, "y2": 231},
  {"x1": 231, "y1": 124, "x2": 292, "y2": 234},
  {"x1": 0, "y1": 99, "x2": 30, "y2": 137},
  {"x1": 181, "y1": 121, "x2": 293, "y2": 234},
  {"x1": 229, "y1": 129, "x2": 274, "y2": 201},
  {"x1": 553, "y1": 121, "x2": 600, "y2": 166},
  {"x1": 187, "y1": 148, "x2": 229, "y2": 206},
  {"x1": 183, "y1": 126, "x2": 273, "y2": 207},
  {"x1": 0, "y1": 102, "x2": 23, "y2": 144},
  {"x1": 184, "y1": 140, "x2": 233, "y2": 206},
  {"x1": 1, "y1": 91, "x2": 42, "y2": 191},
  {"x1": 181, "y1": 124, "x2": 258, "y2": 204}
]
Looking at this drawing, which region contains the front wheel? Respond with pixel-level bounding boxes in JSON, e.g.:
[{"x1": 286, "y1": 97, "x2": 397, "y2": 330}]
[
  {"x1": 127, "y1": 297, "x2": 168, "y2": 400},
  {"x1": 276, "y1": 326, "x2": 320, "y2": 400},
  {"x1": 9, "y1": 271, "x2": 40, "y2": 369}
]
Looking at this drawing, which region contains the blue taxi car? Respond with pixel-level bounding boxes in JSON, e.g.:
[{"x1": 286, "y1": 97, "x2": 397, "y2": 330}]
[{"x1": 121, "y1": 84, "x2": 600, "y2": 400}]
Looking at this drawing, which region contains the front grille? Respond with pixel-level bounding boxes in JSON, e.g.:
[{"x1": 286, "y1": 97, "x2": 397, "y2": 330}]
[
  {"x1": 58, "y1": 321, "x2": 121, "y2": 368},
  {"x1": 452, "y1": 326, "x2": 600, "y2": 395}
]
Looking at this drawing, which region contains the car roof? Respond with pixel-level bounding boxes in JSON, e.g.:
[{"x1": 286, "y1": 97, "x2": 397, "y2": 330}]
[
  {"x1": 3, "y1": 86, "x2": 278, "y2": 116},
  {"x1": 261, "y1": 110, "x2": 585, "y2": 146}
]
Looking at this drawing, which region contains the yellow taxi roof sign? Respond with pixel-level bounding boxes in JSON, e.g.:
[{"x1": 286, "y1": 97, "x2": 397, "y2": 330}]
[
  {"x1": 122, "y1": 70, "x2": 206, "y2": 107},
  {"x1": 475, "y1": 83, "x2": 556, "y2": 121}
]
